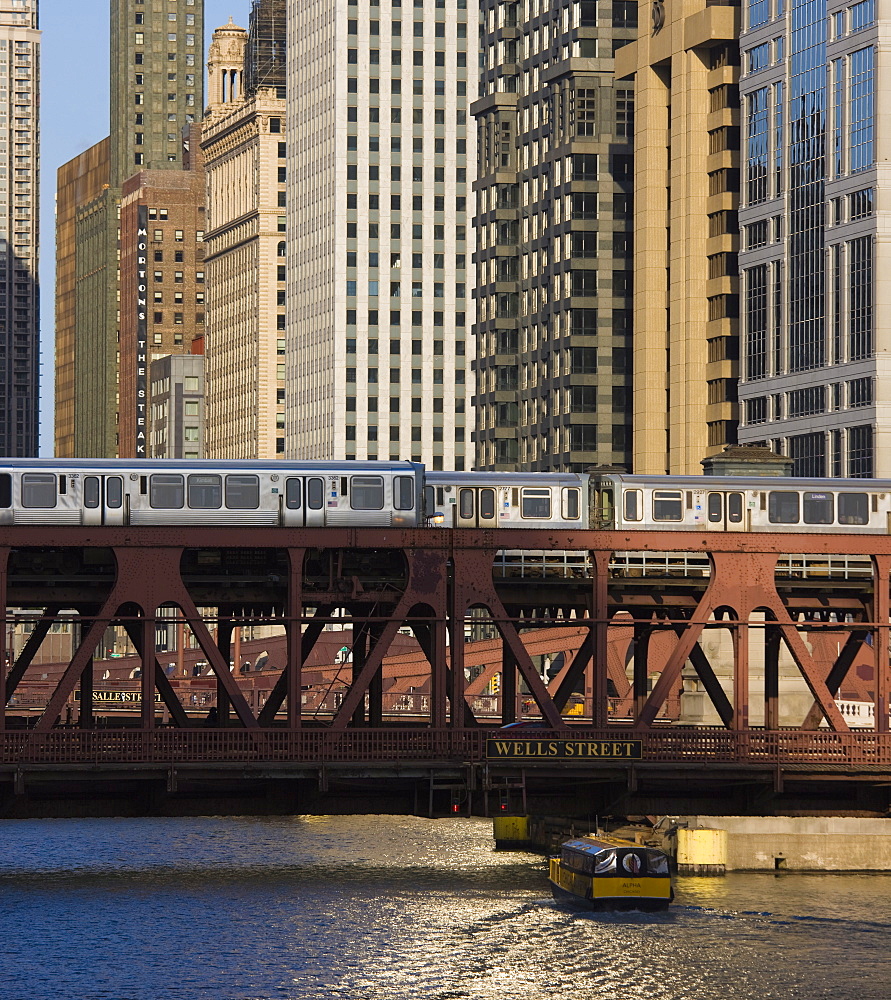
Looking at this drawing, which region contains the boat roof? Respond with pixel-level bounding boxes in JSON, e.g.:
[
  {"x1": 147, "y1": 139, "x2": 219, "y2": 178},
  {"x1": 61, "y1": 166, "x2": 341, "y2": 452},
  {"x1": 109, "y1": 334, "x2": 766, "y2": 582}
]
[{"x1": 562, "y1": 836, "x2": 662, "y2": 855}]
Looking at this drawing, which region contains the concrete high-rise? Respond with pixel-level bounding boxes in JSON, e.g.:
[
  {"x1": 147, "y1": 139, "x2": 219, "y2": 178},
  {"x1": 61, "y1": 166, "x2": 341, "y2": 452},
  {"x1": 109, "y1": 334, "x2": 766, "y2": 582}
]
[
  {"x1": 0, "y1": 1, "x2": 39, "y2": 457},
  {"x1": 736, "y1": 0, "x2": 887, "y2": 477},
  {"x1": 615, "y1": 1, "x2": 741, "y2": 475},
  {"x1": 286, "y1": 0, "x2": 476, "y2": 469},
  {"x1": 472, "y1": 0, "x2": 636, "y2": 472},
  {"x1": 55, "y1": 0, "x2": 204, "y2": 457},
  {"x1": 202, "y1": 8, "x2": 287, "y2": 459}
]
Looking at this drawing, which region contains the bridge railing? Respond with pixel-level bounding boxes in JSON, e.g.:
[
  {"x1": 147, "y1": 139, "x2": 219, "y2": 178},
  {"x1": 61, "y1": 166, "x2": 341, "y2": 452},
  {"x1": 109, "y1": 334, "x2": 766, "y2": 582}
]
[{"x1": 2, "y1": 729, "x2": 891, "y2": 767}]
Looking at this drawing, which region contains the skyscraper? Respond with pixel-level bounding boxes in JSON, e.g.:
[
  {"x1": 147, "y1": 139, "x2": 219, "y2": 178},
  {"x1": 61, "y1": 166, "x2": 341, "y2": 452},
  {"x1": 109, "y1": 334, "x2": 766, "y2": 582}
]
[
  {"x1": 737, "y1": 0, "x2": 885, "y2": 477},
  {"x1": 286, "y1": 0, "x2": 476, "y2": 469},
  {"x1": 615, "y1": 1, "x2": 741, "y2": 474},
  {"x1": 202, "y1": 8, "x2": 288, "y2": 459},
  {"x1": 0, "y1": 0, "x2": 39, "y2": 457},
  {"x1": 55, "y1": 0, "x2": 203, "y2": 457},
  {"x1": 472, "y1": 0, "x2": 636, "y2": 472}
]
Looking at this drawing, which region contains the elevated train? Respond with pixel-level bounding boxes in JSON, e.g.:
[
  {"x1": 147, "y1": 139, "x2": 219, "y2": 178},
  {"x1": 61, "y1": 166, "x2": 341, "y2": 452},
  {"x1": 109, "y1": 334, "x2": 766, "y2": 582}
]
[{"x1": 0, "y1": 459, "x2": 887, "y2": 533}]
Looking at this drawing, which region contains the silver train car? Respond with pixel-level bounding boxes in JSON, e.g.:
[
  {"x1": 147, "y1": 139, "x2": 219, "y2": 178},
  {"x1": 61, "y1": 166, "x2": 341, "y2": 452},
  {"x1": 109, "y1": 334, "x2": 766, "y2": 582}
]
[
  {"x1": 424, "y1": 471, "x2": 588, "y2": 529},
  {"x1": 591, "y1": 473, "x2": 891, "y2": 534},
  {"x1": 0, "y1": 459, "x2": 425, "y2": 528}
]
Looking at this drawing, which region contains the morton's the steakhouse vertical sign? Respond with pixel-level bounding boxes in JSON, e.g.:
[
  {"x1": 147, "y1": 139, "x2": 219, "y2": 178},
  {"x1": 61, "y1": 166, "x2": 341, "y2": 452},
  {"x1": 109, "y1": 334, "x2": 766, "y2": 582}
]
[
  {"x1": 485, "y1": 739, "x2": 643, "y2": 760},
  {"x1": 135, "y1": 204, "x2": 149, "y2": 457}
]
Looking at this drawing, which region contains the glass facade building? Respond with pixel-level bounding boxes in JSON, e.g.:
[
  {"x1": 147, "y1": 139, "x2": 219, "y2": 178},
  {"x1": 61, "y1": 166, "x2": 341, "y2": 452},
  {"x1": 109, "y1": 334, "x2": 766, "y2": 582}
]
[
  {"x1": 471, "y1": 0, "x2": 636, "y2": 472},
  {"x1": 738, "y1": 0, "x2": 886, "y2": 476}
]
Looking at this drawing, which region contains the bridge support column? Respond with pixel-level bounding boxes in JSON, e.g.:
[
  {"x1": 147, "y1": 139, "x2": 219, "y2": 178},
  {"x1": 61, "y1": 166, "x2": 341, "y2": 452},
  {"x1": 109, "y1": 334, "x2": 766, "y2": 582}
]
[
  {"x1": 874, "y1": 555, "x2": 890, "y2": 734},
  {"x1": 215, "y1": 614, "x2": 232, "y2": 725},
  {"x1": 0, "y1": 546, "x2": 7, "y2": 733},
  {"x1": 764, "y1": 623, "x2": 781, "y2": 731},
  {"x1": 633, "y1": 622, "x2": 652, "y2": 722},
  {"x1": 78, "y1": 615, "x2": 94, "y2": 731}
]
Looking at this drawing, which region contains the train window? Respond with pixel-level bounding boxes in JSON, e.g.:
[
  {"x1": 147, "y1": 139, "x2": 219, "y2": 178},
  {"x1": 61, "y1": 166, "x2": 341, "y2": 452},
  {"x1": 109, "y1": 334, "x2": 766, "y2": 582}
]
[
  {"x1": 84, "y1": 477, "x2": 100, "y2": 509},
  {"x1": 803, "y1": 492, "x2": 834, "y2": 525},
  {"x1": 653, "y1": 491, "x2": 683, "y2": 521},
  {"x1": 707, "y1": 493, "x2": 722, "y2": 522},
  {"x1": 107, "y1": 478, "x2": 123, "y2": 508},
  {"x1": 226, "y1": 475, "x2": 260, "y2": 509},
  {"x1": 623, "y1": 489, "x2": 642, "y2": 521},
  {"x1": 394, "y1": 475, "x2": 414, "y2": 510},
  {"x1": 728, "y1": 493, "x2": 743, "y2": 523},
  {"x1": 188, "y1": 474, "x2": 222, "y2": 509},
  {"x1": 0, "y1": 473, "x2": 10, "y2": 508},
  {"x1": 768, "y1": 491, "x2": 800, "y2": 524},
  {"x1": 150, "y1": 474, "x2": 184, "y2": 509},
  {"x1": 423, "y1": 486, "x2": 435, "y2": 516},
  {"x1": 459, "y1": 489, "x2": 474, "y2": 518},
  {"x1": 480, "y1": 488, "x2": 496, "y2": 519},
  {"x1": 286, "y1": 478, "x2": 301, "y2": 509},
  {"x1": 838, "y1": 492, "x2": 869, "y2": 525},
  {"x1": 562, "y1": 488, "x2": 581, "y2": 520},
  {"x1": 307, "y1": 478, "x2": 324, "y2": 509},
  {"x1": 351, "y1": 476, "x2": 384, "y2": 510},
  {"x1": 22, "y1": 474, "x2": 57, "y2": 509},
  {"x1": 521, "y1": 488, "x2": 551, "y2": 518}
]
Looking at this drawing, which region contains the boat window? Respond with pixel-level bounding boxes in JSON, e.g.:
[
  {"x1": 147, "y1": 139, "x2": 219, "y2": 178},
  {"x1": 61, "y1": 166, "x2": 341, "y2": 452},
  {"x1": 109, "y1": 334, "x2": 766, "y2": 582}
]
[
  {"x1": 594, "y1": 851, "x2": 617, "y2": 874},
  {"x1": 0, "y1": 473, "x2": 10, "y2": 508},
  {"x1": 150, "y1": 474, "x2": 184, "y2": 509},
  {"x1": 728, "y1": 492, "x2": 743, "y2": 523},
  {"x1": 647, "y1": 852, "x2": 670, "y2": 875},
  {"x1": 521, "y1": 488, "x2": 551, "y2": 518},
  {"x1": 394, "y1": 475, "x2": 414, "y2": 510},
  {"x1": 479, "y1": 488, "x2": 497, "y2": 519},
  {"x1": 768, "y1": 491, "x2": 800, "y2": 524},
  {"x1": 562, "y1": 488, "x2": 580, "y2": 520},
  {"x1": 106, "y1": 478, "x2": 123, "y2": 509},
  {"x1": 307, "y1": 477, "x2": 324, "y2": 510},
  {"x1": 653, "y1": 491, "x2": 683, "y2": 521},
  {"x1": 459, "y1": 488, "x2": 474, "y2": 519},
  {"x1": 351, "y1": 476, "x2": 384, "y2": 510},
  {"x1": 188, "y1": 474, "x2": 222, "y2": 509},
  {"x1": 803, "y1": 491, "x2": 834, "y2": 525},
  {"x1": 84, "y1": 477, "x2": 100, "y2": 509},
  {"x1": 838, "y1": 492, "x2": 868, "y2": 525},
  {"x1": 285, "y1": 478, "x2": 301, "y2": 509},
  {"x1": 623, "y1": 489, "x2": 642, "y2": 521},
  {"x1": 707, "y1": 493, "x2": 722, "y2": 522}
]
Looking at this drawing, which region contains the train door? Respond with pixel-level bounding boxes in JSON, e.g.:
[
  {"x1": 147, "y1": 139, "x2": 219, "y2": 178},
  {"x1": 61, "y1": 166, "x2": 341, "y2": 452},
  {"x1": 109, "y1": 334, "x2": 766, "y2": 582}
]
[
  {"x1": 82, "y1": 475, "x2": 125, "y2": 525},
  {"x1": 705, "y1": 491, "x2": 747, "y2": 531},
  {"x1": 455, "y1": 486, "x2": 497, "y2": 528},
  {"x1": 284, "y1": 476, "x2": 327, "y2": 526}
]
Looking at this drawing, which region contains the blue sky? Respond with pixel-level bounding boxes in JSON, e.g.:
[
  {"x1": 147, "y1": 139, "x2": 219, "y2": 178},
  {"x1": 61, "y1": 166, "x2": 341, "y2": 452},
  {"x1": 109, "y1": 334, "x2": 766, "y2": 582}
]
[{"x1": 37, "y1": 0, "x2": 250, "y2": 453}]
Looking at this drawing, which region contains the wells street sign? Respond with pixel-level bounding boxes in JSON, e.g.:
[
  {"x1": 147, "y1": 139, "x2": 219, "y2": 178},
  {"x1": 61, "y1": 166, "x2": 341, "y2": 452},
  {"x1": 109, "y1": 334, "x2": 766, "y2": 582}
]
[{"x1": 486, "y1": 738, "x2": 643, "y2": 761}]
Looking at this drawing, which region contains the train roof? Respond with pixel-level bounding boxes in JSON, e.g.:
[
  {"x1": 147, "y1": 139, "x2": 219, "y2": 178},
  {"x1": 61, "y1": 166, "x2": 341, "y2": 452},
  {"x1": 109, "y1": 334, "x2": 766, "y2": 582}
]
[
  {"x1": 425, "y1": 471, "x2": 587, "y2": 485},
  {"x1": 591, "y1": 472, "x2": 891, "y2": 490},
  {"x1": 0, "y1": 459, "x2": 424, "y2": 473}
]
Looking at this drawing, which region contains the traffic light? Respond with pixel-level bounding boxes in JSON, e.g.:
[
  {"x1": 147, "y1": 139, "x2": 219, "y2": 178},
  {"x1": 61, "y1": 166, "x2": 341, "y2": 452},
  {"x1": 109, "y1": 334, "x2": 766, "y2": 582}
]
[
  {"x1": 450, "y1": 790, "x2": 461, "y2": 814},
  {"x1": 499, "y1": 790, "x2": 510, "y2": 813}
]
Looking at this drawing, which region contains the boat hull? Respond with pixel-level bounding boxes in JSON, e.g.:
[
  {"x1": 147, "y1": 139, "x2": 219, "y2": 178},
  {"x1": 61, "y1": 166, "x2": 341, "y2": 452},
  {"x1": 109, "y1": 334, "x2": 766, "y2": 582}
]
[
  {"x1": 548, "y1": 855, "x2": 672, "y2": 912},
  {"x1": 548, "y1": 877, "x2": 671, "y2": 912}
]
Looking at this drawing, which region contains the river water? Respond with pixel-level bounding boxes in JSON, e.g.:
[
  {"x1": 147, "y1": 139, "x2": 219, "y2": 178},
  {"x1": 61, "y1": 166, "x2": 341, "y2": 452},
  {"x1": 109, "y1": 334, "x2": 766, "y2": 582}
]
[{"x1": 0, "y1": 814, "x2": 887, "y2": 1000}]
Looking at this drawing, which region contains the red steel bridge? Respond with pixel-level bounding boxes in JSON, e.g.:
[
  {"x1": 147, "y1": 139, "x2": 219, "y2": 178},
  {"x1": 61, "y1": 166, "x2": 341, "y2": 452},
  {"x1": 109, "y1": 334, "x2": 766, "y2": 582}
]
[{"x1": 1, "y1": 524, "x2": 890, "y2": 817}]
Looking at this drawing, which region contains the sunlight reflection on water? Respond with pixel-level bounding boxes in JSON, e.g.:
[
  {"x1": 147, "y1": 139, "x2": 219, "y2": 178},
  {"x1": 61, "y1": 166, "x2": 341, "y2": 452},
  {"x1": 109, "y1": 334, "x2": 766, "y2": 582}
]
[{"x1": 0, "y1": 815, "x2": 888, "y2": 1000}]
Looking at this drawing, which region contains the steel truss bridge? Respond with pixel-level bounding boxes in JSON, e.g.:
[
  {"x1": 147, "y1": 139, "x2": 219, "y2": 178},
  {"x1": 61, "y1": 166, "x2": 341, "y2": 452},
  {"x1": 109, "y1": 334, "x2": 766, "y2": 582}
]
[{"x1": 1, "y1": 525, "x2": 890, "y2": 817}]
